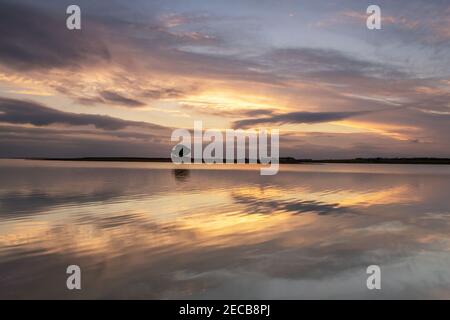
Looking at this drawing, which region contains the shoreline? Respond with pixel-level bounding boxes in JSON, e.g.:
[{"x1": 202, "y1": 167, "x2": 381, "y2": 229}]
[{"x1": 9, "y1": 157, "x2": 450, "y2": 165}]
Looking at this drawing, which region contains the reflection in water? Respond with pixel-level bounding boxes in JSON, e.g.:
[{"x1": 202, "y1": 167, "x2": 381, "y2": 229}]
[
  {"x1": 173, "y1": 168, "x2": 190, "y2": 182},
  {"x1": 0, "y1": 160, "x2": 450, "y2": 299}
]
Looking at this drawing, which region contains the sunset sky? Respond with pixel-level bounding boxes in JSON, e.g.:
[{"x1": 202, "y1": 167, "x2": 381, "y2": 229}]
[{"x1": 0, "y1": 0, "x2": 449, "y2": 159}]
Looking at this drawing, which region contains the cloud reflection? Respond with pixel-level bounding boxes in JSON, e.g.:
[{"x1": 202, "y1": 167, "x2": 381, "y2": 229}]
[{"x1": 1, "y1": 162, "x2": 450, "y2": 298}]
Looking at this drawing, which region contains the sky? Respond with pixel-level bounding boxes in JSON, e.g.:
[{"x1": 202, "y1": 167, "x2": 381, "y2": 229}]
[{"x1": 0, "y1": 0, "x2": 449, "y2": 159}]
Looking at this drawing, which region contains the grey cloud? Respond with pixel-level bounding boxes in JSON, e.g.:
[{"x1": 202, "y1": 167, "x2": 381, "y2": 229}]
[
  {"x1": 0, "y1": 124, "x2": 166, "y2": 142},
  {"x1": 264, "y1": 47, "x2": 408, "y2": 80},
  {"x1": 233, "y1": 110, "x2": 368, "y2": 129},
  {"x1": 76, "y1": 87, "x2": 188, "y2": 108},
  {"x1": 99, "y1": 91, "x2": 146, "y2": 107},
  {"x1": 243, "y1": 109, "x2": 275, "y2": 117},
  {"x1": 0, "y1": 97, "x2": 167, "y2": 131},
  {"x1": 0, "y1": 132, "x2": 170, "y2": 159},
  {"x1": 0, "y1": 1, "x2": 280, "y2": 90},
  {"x1": 0, "y1": 123, "x2": 172, "y2": 158},
  {"x1": 143, "y1": 88, "x2": 187, "y2": 99},
  {"x1": 0, "y1": 1, "x2": 110, "y2": 71}
]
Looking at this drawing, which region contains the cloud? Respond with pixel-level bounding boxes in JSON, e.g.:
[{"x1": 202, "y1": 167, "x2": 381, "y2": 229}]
[
  {"x1": 233, "y1": 111, "x2": 368, "y2": 129},
  {"x1": 316, "y1": 10, "x2": 419, "y2": 30},
  {"x1": 99, "y1": 90, "x2": 146, "y2": 107},
  {"x1": 0, "y1": 97, "x2": 166, "y2": 131},
  {"x1": 264, "y1": 47, "x2": 407, "y2": 79},
  {"x1": 0, "y1": 0, "x2": 449, "y2": 159},
  {"x1": 0, "y1": 1, "x2": 280, "y2": 109},
  {"x1": 76, "y1": 91, "x2": 146, "y2": 108},
  {"x1": 74, "y1": 86, "x2": 192, "y2": 108},
  {"x1": 182, "y1": 104, "x2": 275, "y2": 118},
  {"x1": 0, "y1": 125, "x2": 171, "y2": 158},
  {"x1": 0, "y1": 1, "x2": 110, "y2": 71},
  {"x1": 315, "y1": 4, "x2": 450, "y2": 46},
  {"x1": 159, "y1": 12, "x2": 211, "y2": 28},
  {"x1": 143, "y1": 87, "x2": 187, "y2": 99}
]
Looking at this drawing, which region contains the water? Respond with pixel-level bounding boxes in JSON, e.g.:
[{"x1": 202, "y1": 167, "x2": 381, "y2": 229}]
[{"x1": 0, "y1": 159, "x2": 450, "y2": 299}]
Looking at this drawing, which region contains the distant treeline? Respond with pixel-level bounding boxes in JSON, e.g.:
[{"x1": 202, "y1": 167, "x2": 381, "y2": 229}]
[
  {"x1": 28, "y1": 157, "x2": 450, "y2": 164},
  {"x1": 298, "y1": 158, "x2": 450, "y2": 164},
  {"x1": 33, "y1": 157, "x2": 173, "y2": 162}
]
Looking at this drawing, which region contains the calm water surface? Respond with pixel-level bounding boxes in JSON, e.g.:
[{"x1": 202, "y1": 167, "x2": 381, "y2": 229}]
[{"x1": 1, "y1": 160, "x2": 450, "y2": 299}]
